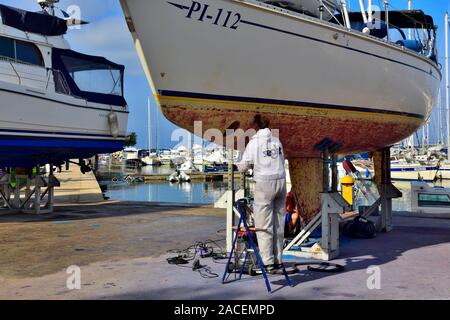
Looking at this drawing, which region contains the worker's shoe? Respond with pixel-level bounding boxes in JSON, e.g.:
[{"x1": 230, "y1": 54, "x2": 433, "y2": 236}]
[
  {"x1": 253, "y1": 264, "x2": 275, "y2": 275},
  {"x1": 255, "y1": 264, "x2": 297, "y2": 275},
  {"x1": 265, "y1": 264, "x2": 277, "y2": 274},
  {"x1": 270, "y1": 264, "x2": 288, "y2": 275}
]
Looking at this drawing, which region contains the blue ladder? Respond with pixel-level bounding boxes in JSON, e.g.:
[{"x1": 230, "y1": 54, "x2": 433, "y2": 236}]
[{"x1": 222, "y1": 201, "x2": 293, "y2": 293}]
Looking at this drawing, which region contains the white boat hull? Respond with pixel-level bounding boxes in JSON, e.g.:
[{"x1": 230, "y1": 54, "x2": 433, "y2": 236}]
[
  {"x1": 0, "y1": 81, "x2": 128, "y2": 166},
  {"x1": 410, "y1": 181, "x2": 450, "y2": 217},
  {"x1": 390, "y1": 165, "x2": 439, "y2": 182},
  {"x1": 121, "y1": 0, "x2": 440, "y2": 158},
  {"x1": 141, "y1": 157, "x2": 162, "y2": 166}
]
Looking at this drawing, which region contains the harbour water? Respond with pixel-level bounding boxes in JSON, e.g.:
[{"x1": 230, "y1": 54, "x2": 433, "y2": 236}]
[
  {"x1": 102, "y1": 181, "x2": 231, "y2": 204},
  {"x1": 97, "y1": 164, "x2": 239, "y2": 205},
  {"x1": 97, "y1": 164, "x2": 450, "y2": 209}
]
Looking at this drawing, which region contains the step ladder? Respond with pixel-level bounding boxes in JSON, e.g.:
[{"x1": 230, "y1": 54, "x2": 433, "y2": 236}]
[{"x1": 222, "y1": 200, "x2": 293, "y2": 293}]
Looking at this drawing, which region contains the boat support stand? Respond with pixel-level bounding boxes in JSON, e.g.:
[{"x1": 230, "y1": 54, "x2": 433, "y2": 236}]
[
  {"x1": 283, "y1": 143, "x2": 351, "y2": 261},
  {"x1": 0, "y1": 163, "x2": 60, "y2": 215},
  {"x1": 283, "y1": 147, "x2": 401, "y2": 261},
  {"x1": 362, "y1": 148, "x2": 402, "y2": 232}
]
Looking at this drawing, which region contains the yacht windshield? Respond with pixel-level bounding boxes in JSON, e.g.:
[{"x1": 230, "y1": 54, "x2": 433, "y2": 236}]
[
  {"x1": 60, "y1": 55, "x2": 123, "y2": 96},
  {"x1": 52, "y1": 48, "x2": 126, "y2": 106}
]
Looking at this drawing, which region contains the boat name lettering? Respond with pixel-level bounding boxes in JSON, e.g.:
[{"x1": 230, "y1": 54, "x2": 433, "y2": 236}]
[{"x1": 186, "y1": 1, "x2": 241, "y2": 30}]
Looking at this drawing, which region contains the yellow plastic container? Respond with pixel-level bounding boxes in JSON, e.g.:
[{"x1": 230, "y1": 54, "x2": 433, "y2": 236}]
[{"x1": 340, "y1": 175, "x2": 354, "y2": 206}]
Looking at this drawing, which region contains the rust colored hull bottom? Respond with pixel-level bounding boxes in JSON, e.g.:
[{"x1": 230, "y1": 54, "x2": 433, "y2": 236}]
[{"x1": 159, "y1": 96, "x2": 423, "y2": 158}]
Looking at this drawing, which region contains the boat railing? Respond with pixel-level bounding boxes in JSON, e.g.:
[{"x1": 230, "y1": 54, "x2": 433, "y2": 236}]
[
  {"x1": 47, "y1": 68, "x2": 73, "y2": 97},
  {"x1": 0, "y1": 55, "x2": 22, "y2": 84},
  {"x1": 0, "y1": 57, "x2": 84, "y2": 100},
  {"x1": 8, "y1": 60, "x2": 21, "y2": 85}
]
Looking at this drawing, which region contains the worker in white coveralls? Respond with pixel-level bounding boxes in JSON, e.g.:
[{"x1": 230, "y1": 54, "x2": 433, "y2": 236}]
[{"x1": 237, "y1": 115, "x2": 286, "y2": 273}]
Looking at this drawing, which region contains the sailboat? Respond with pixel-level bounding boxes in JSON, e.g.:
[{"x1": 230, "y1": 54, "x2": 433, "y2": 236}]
[
  {"x1": 433, "y1": 11, "x2": 450, "y2": 180},
  {"x1": 140, "y1": 97, "x2": 162, "y2": 166},
  {"x1": 120, "y1": 0, "x2": 441, "y2": 218},
  {"x1": 0, "y1": 2, "x2": 129, "y2": 168}
]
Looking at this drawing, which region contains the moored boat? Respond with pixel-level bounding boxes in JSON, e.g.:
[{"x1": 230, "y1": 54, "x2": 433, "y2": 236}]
[
  {"x1": 0, "y1": 3, "x2": 129, "y2": 168},
  {"x1": 410, "y1": 181, "x2": 450, "y2": 217}
]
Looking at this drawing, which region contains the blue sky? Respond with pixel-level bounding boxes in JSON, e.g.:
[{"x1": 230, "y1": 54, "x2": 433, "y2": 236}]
[{"x1": 3, "y1": 0, "x2": 450, "y2": 148}]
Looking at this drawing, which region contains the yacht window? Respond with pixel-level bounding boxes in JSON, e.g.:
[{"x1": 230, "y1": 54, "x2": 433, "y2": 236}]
[
  {"x1": 418, "y1": 193, "x2": 450, "y2": 207},
  {"x1": 15, "y1": 40, "x2": 43, "y2": 66},
  {"x1": 0, "y1": 36, "x2": 14, "y2": 60},
  {"x1": 0, "y1": 36, "x2": 43, "y2": 66},
  {"x1": 60, "y1": 55, "x2": 123, "y2": 96}
]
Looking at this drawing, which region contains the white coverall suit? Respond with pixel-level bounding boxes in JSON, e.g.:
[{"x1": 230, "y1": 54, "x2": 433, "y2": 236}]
[{"x1": 237, "y1": 128, "x2": 286, "y2": 266}]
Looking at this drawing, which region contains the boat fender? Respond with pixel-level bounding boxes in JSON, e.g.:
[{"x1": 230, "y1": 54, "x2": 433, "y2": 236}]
[
  {"x1": 108, "y1": 111, "x2": 119, "y2": 138},
  {"x1": 361, "y1": 20, "x2": 388, "y2": 39}
]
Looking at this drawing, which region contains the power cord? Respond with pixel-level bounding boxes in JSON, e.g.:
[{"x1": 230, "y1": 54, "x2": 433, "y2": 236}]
[{"x1": 166, "y1": 238, "x2": 227, "y2": 278}]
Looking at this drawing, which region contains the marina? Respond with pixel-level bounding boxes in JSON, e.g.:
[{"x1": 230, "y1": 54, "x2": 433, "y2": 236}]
[
  {"x1": 0, "y1": 0, "x2": 450, "y2": 305},
  {"x1": 0, "y1": 201, "x2": 449, "y2": 300}
]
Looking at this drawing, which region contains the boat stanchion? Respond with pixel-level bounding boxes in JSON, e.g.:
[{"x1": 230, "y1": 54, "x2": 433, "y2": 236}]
[
  {"x1": 34, "y1": 164, "x2": 42, "y2": 215},
  {"x1": 0, "y1": 163, "x2": 62, "y2": 215},
  {"x1": 0, "y1": 170, "x2": 13, "y2": 210},
  {"x1": 226, "y1": 149, "x2": 236, "y2": 253},
  {"x1": 284, "y1": 140, "x2": 349, "y2": 261},
  {"x1": 372, "y1": 148, "x2": 402, "y2": 232}
]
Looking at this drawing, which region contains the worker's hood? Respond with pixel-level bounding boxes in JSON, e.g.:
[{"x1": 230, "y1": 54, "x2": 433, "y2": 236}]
[{"x1": 255, "y1": 128, "x2": 272, "y2": 139}]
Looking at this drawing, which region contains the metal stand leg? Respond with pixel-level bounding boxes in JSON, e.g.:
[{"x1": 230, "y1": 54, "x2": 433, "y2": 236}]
[
  {"x1": 13, "y1": 175, "x2": 20, "y2": 209},
  {"x1": 34, "y1": 164, "x2": 41, "y2": 215},
  {"x1": 226, "y1": 150, "x2": 235, "y2": 253}
]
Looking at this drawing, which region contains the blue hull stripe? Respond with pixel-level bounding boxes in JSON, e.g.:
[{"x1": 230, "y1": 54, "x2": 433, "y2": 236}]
[
  {"x1": 0, "y1": 128, "x2": 126, "y2": 139},
  {"x1": 0, "y1": 135, "x2": 124, "y2": 167},
  {"x1": 391, "y1": 167, "x2": 439, "y2": 172},
  {"x1": 160, "y1": 90, "x2": 425, "y2": 119},
  {"x1": 391, "y1": 178, "x2": 435, "y2": 182}
]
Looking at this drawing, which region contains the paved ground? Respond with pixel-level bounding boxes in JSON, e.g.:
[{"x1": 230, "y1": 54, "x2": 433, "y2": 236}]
[
  {"x1": 53, "y1": 169, "x2": 105, "y2": 204},
  {"x1": 0, "y1": 201, "x2": 449, "y2": 300}
]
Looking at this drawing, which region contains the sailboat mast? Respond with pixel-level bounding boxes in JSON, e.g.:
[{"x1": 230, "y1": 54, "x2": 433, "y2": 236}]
[
  {"x1": 438, "y1": 88, "x2": 442, "y2": 144},
  {"x1": 445, "y1": 12, "x2": 449, "y2": 160},
  {"x1": 408, "y1": 0, "x2": 412, "y2": 39},
  {"x1": 421, "y1": 126, "x2": 425, "y2": 151},
  {"x1": 147, "y1": 96, "x2": 152, "y2": 151},
  {"x1": 156, "y1": 106, "x2": 159, "y2": 151}
]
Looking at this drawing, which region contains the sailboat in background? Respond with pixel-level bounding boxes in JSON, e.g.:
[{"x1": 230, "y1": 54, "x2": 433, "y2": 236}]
[
  {"x1": 434, "y1": 11, "x2": 450, "y2": 180},
  {"x1": 140, "y1": 96, "x2": 162, "y2": 166},
  {"x1": 371, "y1": 2, "x2": 447, "y2": 182}
]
